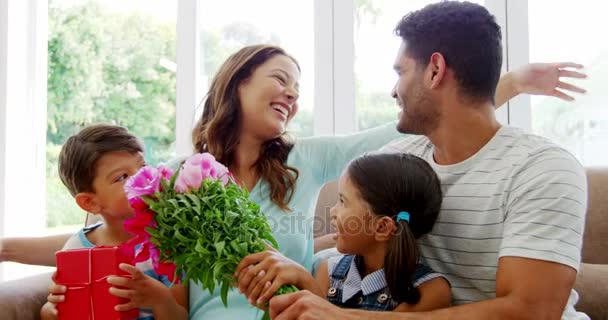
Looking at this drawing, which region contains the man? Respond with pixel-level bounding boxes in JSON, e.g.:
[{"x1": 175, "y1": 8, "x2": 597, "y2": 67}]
[{"x1": 269, "y1": 2, "x2": 588, "y2": 319}]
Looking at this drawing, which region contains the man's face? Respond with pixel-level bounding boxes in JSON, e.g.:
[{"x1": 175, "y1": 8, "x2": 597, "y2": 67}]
[{"x1": 391, "y1": 42, "x2": 440, "y2": 135}]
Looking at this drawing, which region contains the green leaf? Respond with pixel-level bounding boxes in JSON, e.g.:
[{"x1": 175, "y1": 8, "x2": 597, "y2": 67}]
[
  {"x1": 212, "y1": 261, "x2": 227, "y2": 280},
  {"x1": 195, "y1": 239, "x2": 210, "y2": 255},
  {"x1": 220, "y1": 281, "x2": 230, "y2": 308},
  {"x1": 238, "y1": 243, "x2": 248, "y2": 255},
  {"x1": 214, "y1": 241, "x2": 225, "y2": 257},
  {"x1": 169, "y1": 165, "x2": 181, "y2": 188}
]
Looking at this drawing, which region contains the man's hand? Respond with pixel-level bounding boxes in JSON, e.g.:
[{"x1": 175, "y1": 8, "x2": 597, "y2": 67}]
[{"x1": 269, "y1": 290, "x2": 351, "y2": 320}]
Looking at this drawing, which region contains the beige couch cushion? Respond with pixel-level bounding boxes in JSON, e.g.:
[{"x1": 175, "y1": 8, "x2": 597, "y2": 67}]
[
  {"x1": 574, "y1": 263, "x2": 608, "y2": 320},
  {"x1": 0, "y1": 272, "x2": 52, "y2": 320},
  {"x1": 582, "y1": 167, "x2": 608, "y2": 264},
  {"x1": 313, "y1": 181, "x2": 338, "y2": 238}
]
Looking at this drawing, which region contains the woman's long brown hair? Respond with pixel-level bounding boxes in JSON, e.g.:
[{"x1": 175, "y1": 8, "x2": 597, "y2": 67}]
[{"x1": 192, "y1": 45, "x2": 300, "y2": 211}]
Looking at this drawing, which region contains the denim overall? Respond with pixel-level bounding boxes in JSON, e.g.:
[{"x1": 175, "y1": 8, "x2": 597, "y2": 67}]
[{"x1": 326, "y1": 255, "x2": 434, "y2": 311}]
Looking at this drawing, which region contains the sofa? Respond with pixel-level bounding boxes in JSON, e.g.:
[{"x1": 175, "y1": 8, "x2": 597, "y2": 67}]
[
  {"x1": 312, "y1": 168, "x2": 608, "y2": 319},
  {"x1": 1, "y1": 168, "x2": 607, "y2": 319}
]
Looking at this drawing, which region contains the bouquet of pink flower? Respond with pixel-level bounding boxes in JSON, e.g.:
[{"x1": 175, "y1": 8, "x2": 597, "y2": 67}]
[{"x1": 122, "y1": 153, "x2": 297, "y2": 307}]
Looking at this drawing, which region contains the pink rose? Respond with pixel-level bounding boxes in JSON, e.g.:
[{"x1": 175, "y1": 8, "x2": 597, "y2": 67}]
[
  {"x1": 129, "y1": 197, "x2": 149, "y2": 212},
  {"x1": 155, "y1": 261, "x2": 178, "y2": 283},
  {"x1": 133, "y1": 241, "x2": 151, "y2": 263},
  {"x1": 157, "y1": 164, "x2": 174, "y2": 182},
  {"x1": 175, "y1": 153, "x2": 230, "y2": 192},
  {"x1": 148, "y1": 245, "x2": 179, "y2": 283},
  {"x1": 124, "y1": 210, "x2": 154, "y2": 238},
  {"x1": 120, "y1": 235, "x2": 149, "y2": 264},
  {"x1": 124, "y1": 166, "x2": 161, "y2": 200},
  {"x1": 210, "y1": 161, "x2": 230, "y2": 184}
]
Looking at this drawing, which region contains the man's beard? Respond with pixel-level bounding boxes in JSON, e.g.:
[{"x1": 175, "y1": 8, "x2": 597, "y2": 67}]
[{"x1": 397, "y1": 92, "x2": 440, "y2": 136}]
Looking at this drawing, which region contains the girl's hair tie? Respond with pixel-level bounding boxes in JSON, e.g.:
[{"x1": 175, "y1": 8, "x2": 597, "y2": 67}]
[{"x1": 396, "y1": 211, "x2": 410, "y2": 223}]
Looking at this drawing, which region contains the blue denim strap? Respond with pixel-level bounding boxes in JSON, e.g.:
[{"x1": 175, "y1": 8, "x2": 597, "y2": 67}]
[{"x1": 331, "y1": 255, "x2": 354, "y2": 280}]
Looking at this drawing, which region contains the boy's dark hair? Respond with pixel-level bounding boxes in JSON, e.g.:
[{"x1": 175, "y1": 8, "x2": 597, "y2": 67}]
[
  {"x1": 347, "y1": 153, "x2": 442, "y2": 305},
  {"x1": 58, "y1": 124, "x2": 144, "y2": 196},
  {"x1": 395, "y1": 1, "x2": 502, "y2": 103}
]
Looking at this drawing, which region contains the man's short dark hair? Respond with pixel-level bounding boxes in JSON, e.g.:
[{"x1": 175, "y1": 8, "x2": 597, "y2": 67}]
[
  {"x1": 58, "y1": 124, "x2": 144, "y2": 196},
  {"x1": 395, "y1": 1, "x2": 502, "y2": 103}
]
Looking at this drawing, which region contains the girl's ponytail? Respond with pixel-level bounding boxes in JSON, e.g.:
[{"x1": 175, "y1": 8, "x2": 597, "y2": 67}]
[{"x1": 385, "y1": 214, "x2": 420, "y2": 304}]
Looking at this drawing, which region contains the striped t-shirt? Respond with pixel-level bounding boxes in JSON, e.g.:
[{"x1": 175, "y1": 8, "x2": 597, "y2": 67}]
[
  {"x1": 381, "y1": 126, "x2": 589, "y2": 319},
  {"x1": 62, "y1": 223, "x2": 173, "y2": 320}
]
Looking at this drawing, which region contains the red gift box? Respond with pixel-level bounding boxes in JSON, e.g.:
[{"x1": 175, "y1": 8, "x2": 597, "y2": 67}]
[{"x1": 55, "y1": 247, "x2": 140, "y2": 320}]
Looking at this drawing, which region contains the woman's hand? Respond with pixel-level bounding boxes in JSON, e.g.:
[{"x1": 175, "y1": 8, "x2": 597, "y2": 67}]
[
  {"x1": 107, "y1": 263, "x2": 174, "y2": 312},
  {"x1": 313, "y1": 233, "x2": 338, "y2": 253},
  {"x1": 512, "y1": 62, "x2": 586, "y2": 101},
  {"x1": 0, "y1": 235, "x2": 71, "y2": 266},
  {"x1": 235, "y1": 245, "x2": 312, "y2": 308}
]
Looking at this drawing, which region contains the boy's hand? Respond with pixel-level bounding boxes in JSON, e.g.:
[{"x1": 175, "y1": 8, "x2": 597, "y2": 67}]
[
  {"x1": 40, "y1": 302, "x2": 59, "y2": 320},
  {"x1": 41, "y1": 277, "x2": 66, "y2": 320},
  {"x1": 107, "y1": 263, "x2": 173, "y2": 312}
]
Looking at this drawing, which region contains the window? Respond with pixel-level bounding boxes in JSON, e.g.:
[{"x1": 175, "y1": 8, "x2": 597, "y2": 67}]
[
  {"x1": 353, "y1": 0, "x2": 485, "y2": 131},
  {"x1": 45, "y1": 0, "x2": 177, "y2": 237},
  {"x1": 198, "y1": 0, "x2": 315, "y2": 137},
  {"x1": 527, "y1": 1, "x2": 607, "y2": 165},
  {"x1": 0, "y1": 0, "x2": 180, "y2": 280}
]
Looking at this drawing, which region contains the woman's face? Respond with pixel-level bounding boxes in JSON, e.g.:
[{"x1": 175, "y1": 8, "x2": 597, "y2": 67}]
[{"x1": 238, "y1": 54, "x2": 300, "y2": 141}]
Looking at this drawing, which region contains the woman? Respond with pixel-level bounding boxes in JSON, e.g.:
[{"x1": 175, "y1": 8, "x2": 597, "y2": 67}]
[{"x1": 0, "y1": 45, "x2": 586, "y2": 319}]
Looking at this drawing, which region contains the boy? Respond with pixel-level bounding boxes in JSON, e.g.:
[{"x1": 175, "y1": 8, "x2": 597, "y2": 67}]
[{"x1": 41, "y1": 124, "x2": 187, "y2": 320}]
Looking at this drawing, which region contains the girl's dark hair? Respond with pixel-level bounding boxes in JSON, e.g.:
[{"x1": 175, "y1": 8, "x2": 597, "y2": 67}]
[
  {"x1": 346, "y1": 153, "x2": 442, "y2": 304},
  {"x1": 192, "y1": 45, "x2": 300, "y2": 210}
]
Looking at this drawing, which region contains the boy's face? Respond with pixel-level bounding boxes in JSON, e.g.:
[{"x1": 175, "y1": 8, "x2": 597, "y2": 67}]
[{"x1": 87, "y1": 151, "x2": 145, "y2": 221}]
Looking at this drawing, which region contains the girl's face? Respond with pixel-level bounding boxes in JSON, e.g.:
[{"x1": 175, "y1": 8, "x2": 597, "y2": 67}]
[
  {"x1": 330, "y1": 172, "x2": 378, "y2": 255},
  {"x1": 238, "y1": 54, "x2": 300, "y2": 142}
]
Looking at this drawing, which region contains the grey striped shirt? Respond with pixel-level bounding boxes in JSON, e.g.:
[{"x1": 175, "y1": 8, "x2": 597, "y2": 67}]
[{"x1": 381, "y1": 126, "x2": 588, "y2": 319}]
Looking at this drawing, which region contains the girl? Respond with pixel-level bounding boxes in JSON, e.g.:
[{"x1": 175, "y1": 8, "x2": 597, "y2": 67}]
[{"x1": 237, "y1": 153, "x2": 450, "y2": 312}]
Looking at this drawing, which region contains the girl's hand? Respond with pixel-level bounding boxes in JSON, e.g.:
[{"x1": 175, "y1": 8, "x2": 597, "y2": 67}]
[
  {"x1": 107, "y1": 263, "x2": 173, "y2": 312},
  {"x1": 235, "y1": 245, "x2": 310, "y2": 308},
  {"x1": 512, "y1": 62, "x2": 586, "y2": 101}
]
